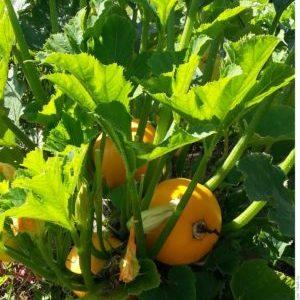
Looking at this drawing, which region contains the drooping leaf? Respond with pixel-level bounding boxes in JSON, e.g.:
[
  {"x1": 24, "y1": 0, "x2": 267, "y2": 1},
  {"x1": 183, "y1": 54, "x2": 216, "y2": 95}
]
[
  {"x1": 153, "y1": 35, "x2": 280, "y2": 122},
  {"x1": 245, "y1": 63, "x2": 295, "y2": 108},
  {"x1": 197, "y1": 6, "x2": 250, "y2": 38},
  {"x1": 231, "y1": 259, "x2": 294, "y2": 299},
  {"x1": 1, "y1": 145, "x2": 88, "y2": 231},
  {"x1": 251, "y1": 104, "x2": 294, "y2": 142},
  {"x1": 150, "y1": 0, "x2": 177, "y2": 26},
  {"x1": 44, "y1": 53, "x2": 132, "y2": 110},
  {"x1": 137, "y1": 125, "x2": 216, "y2": 161},
  {"x1": 238, "y1": 153, "x2": 294, "y2": 236},
  {"x1": 140, "y1": 266, "x2": 196, "y2": 300},
  {"x1": 94, "y1": 14, "x2": 136, "y2": 66},
  {"x1": 195, "y1": 271, "x2": 223, "y2": 300}
]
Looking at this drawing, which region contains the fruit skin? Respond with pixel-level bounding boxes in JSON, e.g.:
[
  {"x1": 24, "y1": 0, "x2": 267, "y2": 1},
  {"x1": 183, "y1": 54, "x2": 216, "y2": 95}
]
[
  {"x1": 65, "y1": 233, "x2": 121, "y2": 298},
  {"x1": 12, "y1": 218, "x2": 42, "y2": 235},
  {"x1": 0, "y1": 162, "x2": 15, "y2": 181},
  {"x1": 93, "y1": 119, "x2": 155, "y2": 188},
  {"x1": 146, "y1": 178, "x2": 222, "y2": 265}
]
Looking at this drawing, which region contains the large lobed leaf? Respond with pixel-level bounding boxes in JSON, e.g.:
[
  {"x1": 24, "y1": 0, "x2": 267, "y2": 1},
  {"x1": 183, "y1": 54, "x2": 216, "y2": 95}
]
[
  {"x1": 238, "y1": 153, "x2": 294, "y2": 237},
  {"x1": 0, "y1": 145, "x2": 88, "y2": 231},
  {"x1": 152, "y1": 35, "x2": 281, "y2": 123},
  {"x1": 44, "y1": 53, "x2": 132, "y2": 110},
  {"x1": 231, "y1": 259, "x2": 294, "y2": 299},
  {"x1": 150, "y1": 0, "x2": 177, "y2": 26}
]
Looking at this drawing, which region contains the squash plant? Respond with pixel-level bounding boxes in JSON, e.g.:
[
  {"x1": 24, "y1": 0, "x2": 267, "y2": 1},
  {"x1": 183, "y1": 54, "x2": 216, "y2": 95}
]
[{"x1": 0, "y1": 0, "x2": 295, "y2": 298}]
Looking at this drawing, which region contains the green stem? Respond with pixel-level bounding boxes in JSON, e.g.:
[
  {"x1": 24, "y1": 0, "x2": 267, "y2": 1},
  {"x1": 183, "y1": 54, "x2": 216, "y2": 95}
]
[
  {"x1": 93, "y1": 135, "x2": 109, "y2": 257},
  {"x1": 4, "y1": 0, "x2": 47, "y2": 105},
  {"x1": 126, "y1": 177, "x2": 147, "y2": 257},
  {"x1": 223, "y1": 148, "x2": 295, "y2": 232},
  {"x1": 135, "y1": 95, "x2": 152, "y2": 142},
  {"x1": 205, "y1": 100, "x2": 273, "y2": 191},
  {"x1": 269, "y1": 11, "x2": 283, "y2": 35},
  {"x1": 175, "y1": 144, "x2": 190, "y2": 176},
  {"x1": 150, "y1": 135, "x2": 219, "y2": 258},
  {"x1": 142, "y1": 156, "x2": 168, "y2": 210},
  {"x1": 179, "y1": 0, "x2": 199, "y2": 50},
  {"x1": 279, "y1": 148, "x2": 295, "y2": 175},
  {"x1": 140, "y1": 12, "x2": 150, "y2": 52},
  {"x1": 153, "y1": 105, "x2": 172, "y2": 144},
  {"x1": 49, "y1": 0, "x2": 59, "y2": 33},
  {"x1": 167, "y1": 9, "x2": 175, "y2": 52},
  {"x1": 285, "y1": 45, "x2": 295, "y2": 66},
  {"x1": 202, "y1": 35, "x2": 222, "y2": 84},
  {"x1": 0, "y1": 114, "x2": 35, "y2": 150}
]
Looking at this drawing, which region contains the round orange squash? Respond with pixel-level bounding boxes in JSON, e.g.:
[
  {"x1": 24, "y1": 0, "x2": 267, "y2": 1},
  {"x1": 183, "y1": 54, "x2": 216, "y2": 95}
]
[
  {"x1": 146, "y1": 178, "x2": 222, "y2": 265},
  {"x1": 66, "y1": 233, "x2": 122, "y2": 298},
  {"x1": 93, "y1": 119, "x2": 155, "y2": 188}
]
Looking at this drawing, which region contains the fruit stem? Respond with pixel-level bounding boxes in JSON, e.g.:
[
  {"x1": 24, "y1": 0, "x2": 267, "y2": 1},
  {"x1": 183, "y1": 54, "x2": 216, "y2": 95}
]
[
  {"x1": 205, "y1": 99, "x2": 273, "y2": 191},
  {"x1": 93, "y1": 134, "x2": 109, "y2": 257},
  {"x1": 0, "y1": 114, "x2": 36, "y2": 150},
  {"x1": 223, "y1": 148, "x2": 295, "y2": 232},
  {"x1": 150, "y1": 134, "x2": 219, "y2": 258},
  {"x1": 179, "y1": 0, "x2": 199, "y2": 50},
  {"x1": 4, "y1": 0, "x2": 47, "y2": 105},
  {"x1": 49, "y1": 0, "x2": 60, "y2": 33}
]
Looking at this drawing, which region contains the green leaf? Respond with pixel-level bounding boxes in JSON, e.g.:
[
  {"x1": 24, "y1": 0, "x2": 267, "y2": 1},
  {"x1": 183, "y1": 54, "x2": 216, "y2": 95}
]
[
  {"x1": 140, "y1": 266, "x2": 196, "y2": 300},
  {"x1": 2, "y1": 145, "x2": 88, "y2": 230},
  {"x1": 0, "y1": 146, "x2": 25, "y2": 166},
  {"x1": 251, "y1": 104, "x2": 294, "y2": 142},
  {"x1": 94, "y1": 14, "x2": 136, "y2": 66},
  {"x1": 245, "y1": 63, "x2": 295, "y2": 108},
  {"x1": 195, "y1": 271, "x2": 223, "y2": 300},
  {"x1": 0, "y1": 122, "x2": 15, "y2": 147},
  {"x1": 0, "y1": 4, "x2": 14, "y2": 100},
  {"x1": 150, "y1": 0, "x2": 177, "y2": 26},
  {"x1": 231, "y1": 259, "x2": 294, "y2": 299},
  {"x1": 137, "y1": 125, "x2": 216, "y2": 161},
  {"x1": 87, "y1": 259, "x2": 160, "y2": 299},
  {"x1": 21, "y1": 148, "x2": 45, "y2": 175},
  {"x1": 238, "y1": 153, "x2": 294, "y2": 237},
  {"x1": 197, "y1": 6, "x2": 249, "y2": 38},
  {"x1": 153, "y1": 35, "x2": 279, "y2": 122},
  {"x1": 44, "y1": 53, "x2": 132, "y2": 110}
]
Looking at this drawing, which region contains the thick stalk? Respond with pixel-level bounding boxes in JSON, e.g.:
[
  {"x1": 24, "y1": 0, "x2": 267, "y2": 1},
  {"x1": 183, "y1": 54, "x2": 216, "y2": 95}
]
[
  {"x1": 269, "y1": 11, "x2": 283, "y2": 35},
  {"x1": 205, "y1": 100, "x2": 273, "y2": 191},
  {"x1": 202, "y1": 35, "x2": 222, "y2": 84},
  {"x1": 141, "y1": 156, "x2": 168, "y2": 210},
  {"x1": 135, "y1": 95, "x2": 152, "y2": 142},
  {"x1": 126, "y1": 176, "x2": 147, "y2": 257},
  {"x1": 93, "y1": 135, "x2": 109, "y2": 257},
  {"x1": 223, "y1": 148, "x2": 295, "y2": 232},
  {"x1": 167, "y1": 9, "x2": 175, "y2": 52},
  {"x1": 49, "y1": 0, "x2": 60, "y2": 33},
  {"x1": 150, "y1": 135, "x2": 219, "y2": 258},
  {"x1": 0, "y1": 115, "x2": 35, "y2": 150},
  {"x1": 179, "y1": 0, "x2": 199, "y2": 50},
  {"x1": 140, "y1": 12, "x2": 150, "y2": 52},
  {"x1": 4, "y1": 0, "x2": 47, "y2": 105}
]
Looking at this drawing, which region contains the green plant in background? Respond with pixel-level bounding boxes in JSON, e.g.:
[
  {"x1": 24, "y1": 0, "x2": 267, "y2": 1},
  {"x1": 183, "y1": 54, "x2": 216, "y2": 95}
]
[{"x1": 0, "y1": 0, "x2": 295, "y2": 299}]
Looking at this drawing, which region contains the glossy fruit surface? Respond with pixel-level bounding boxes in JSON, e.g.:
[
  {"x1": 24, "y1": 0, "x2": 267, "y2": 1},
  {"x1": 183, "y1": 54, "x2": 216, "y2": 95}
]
[
  {"x1": 66, "y1": 233, "x2": 121, "y2": 298},
  {"x1": 146, "y1": 178, "x2": 222, "y2": 265},
  {"x1": 94, "y1": 119, "x2": 155, "y2": 188}
]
